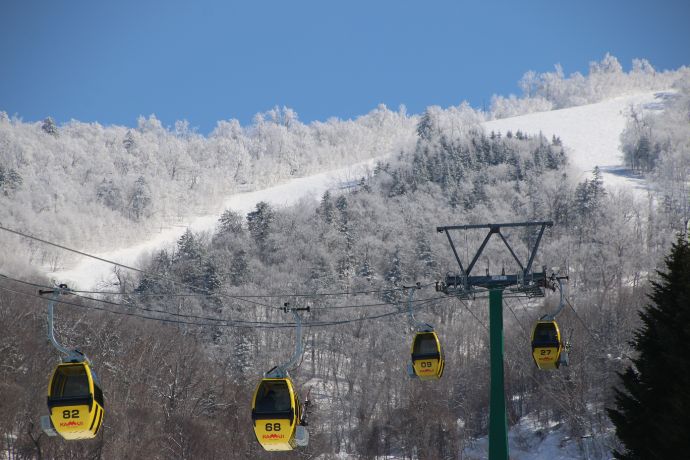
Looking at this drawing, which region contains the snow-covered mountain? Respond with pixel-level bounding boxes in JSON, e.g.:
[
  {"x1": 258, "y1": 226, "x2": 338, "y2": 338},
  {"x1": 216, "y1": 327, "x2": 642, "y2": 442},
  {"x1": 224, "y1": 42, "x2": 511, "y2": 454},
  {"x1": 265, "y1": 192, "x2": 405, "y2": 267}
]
[{"x1": 47, "y1": 90, "x2": 667, "y2": 290}]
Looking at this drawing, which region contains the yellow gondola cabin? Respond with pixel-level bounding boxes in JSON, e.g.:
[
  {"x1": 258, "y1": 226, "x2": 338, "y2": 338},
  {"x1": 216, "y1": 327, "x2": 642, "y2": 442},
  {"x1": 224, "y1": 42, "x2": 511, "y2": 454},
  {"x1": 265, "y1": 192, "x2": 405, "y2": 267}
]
[
  {"x1": 530, "y1": 320, "x2": 564, "y2": 370},
  {"x1": 410, "y1": 331, "x2": 445, "y2": 380},
  {"x1": 251, "y1": 377, "x2": 305, "y2": 451},
  {"x1": 47, "y1": 361, "x2": 104, "y2": 440}
]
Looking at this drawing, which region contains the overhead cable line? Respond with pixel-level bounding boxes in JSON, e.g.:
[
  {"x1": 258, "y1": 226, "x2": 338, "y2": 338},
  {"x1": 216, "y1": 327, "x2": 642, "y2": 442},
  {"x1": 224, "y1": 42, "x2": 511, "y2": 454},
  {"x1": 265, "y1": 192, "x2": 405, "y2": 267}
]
[
  {"x1": 0, "y1": 224, "x2": 435, "y2": 307},
  {"x1": 0, "y1": 224, "x2": 280, "y2": 310},
  {"x1": 564, "y1": 297, "x2": 600, "y2": 343},
  {"x1": 46, "y1": 282, "x2": 434, "y2": 299},
  {"x1": 0, "y1": 276, "x2": 449, "y2": 330},
  {"x1": 449, "y1": 296, "x2": 489, "y2": 332},
  {"x1": 0, "y1": 273, "x2": 442, "y2": 323},
  {"x1": 505, "y1": 299, "x2": 530, "y2": 338},
  {"x1": 0, "y1": 283, "x2": 288, "y2": 329},
  {"x1": 66, "y1": 288, "x2": 437, "y2": 310}
]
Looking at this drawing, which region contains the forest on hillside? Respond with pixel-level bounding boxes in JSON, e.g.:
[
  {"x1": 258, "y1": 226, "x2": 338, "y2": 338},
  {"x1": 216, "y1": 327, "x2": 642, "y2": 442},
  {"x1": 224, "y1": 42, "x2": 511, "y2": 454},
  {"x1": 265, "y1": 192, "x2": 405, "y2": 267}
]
[
  {"x1": 0, "y1": 54, "x2": 687, "y2": 271},
  {"x1": 0, "y1": 56, "x2": 689, "y2": 459}
]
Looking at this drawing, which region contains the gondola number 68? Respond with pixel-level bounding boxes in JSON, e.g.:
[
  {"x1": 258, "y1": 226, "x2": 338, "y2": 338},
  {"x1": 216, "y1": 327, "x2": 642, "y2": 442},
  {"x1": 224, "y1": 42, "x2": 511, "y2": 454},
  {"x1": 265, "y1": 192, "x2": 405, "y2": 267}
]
[{"x1": 265, "y1": 423, "x2": 281, "y2": 431}]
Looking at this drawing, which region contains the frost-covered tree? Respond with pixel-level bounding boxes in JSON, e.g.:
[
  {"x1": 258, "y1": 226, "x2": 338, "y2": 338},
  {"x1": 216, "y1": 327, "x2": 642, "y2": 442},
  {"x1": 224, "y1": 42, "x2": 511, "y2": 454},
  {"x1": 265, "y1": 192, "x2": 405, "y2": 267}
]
[
  {"x1": 491, "y1": 54, "x2": 689, "y2": 118},
  {"x1": 96, "y1": 178, "x2": 123, "y2": 211},
  {"x1": 229, "y1": 249, "x2": 249, "y2": 285},
  {"x1": 123, "y1": 130, "x2": 135, "y2": 151},
  {"x1": 317, "y1": 191, "x2": 335, "y2": 225},
  {"x1": 620, "y1": 82, "x2": 690, "y2": 231},
  {"x1": 41, "y1": 116, "x2": 58, "y2": 136},
  {"x1": 246, "y1": 201, "x2": 274, "y2": 250},
  {"x1": 128, "y1": 176, "x2": 152, "y2": 220},
  {"x1": 574, "y1": 167, "x2": 606, "y2": 224},
  {"x1": 417, "y1": 106, "x2": 441, "y2": 140},
  {"x1": 176, "y1": 228, "x2": 203, "y2": 262},
  {"x1": 217, "y1": 209, "x2": 244, "y2": 236},
  {"x1": 0, "y1": 166, "x2": 22, "y2": 196}
]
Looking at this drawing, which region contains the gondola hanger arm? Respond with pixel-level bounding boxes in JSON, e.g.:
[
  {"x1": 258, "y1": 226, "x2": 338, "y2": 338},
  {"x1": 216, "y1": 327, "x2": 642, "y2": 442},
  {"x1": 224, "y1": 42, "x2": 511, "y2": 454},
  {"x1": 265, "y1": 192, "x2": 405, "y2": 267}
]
[
  {"x1": 540, "y1": 277, "x2": 567, "y2": 321},
  {"x1": 266, "y1": 303, "x2": 310, "y2": 378},
  {"x1": 39, "y1": 284, "x2": 88, "y2": 363},
  {"x1": 404, "y1": 283, "x2": 433, "y2": 332}
]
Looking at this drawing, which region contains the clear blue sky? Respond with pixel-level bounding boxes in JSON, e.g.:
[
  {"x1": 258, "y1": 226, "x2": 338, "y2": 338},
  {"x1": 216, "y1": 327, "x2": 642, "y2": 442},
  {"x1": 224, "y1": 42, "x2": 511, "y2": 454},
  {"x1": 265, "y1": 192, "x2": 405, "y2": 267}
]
[{"x1": 1, "y1": 0, "x2": 689, "y2": 133}]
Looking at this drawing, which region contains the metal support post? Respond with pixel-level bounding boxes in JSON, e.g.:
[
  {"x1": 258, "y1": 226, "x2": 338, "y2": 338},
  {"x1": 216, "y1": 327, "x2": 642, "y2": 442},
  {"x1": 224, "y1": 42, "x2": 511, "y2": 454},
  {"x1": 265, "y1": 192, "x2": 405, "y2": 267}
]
[
  {"x1": 489, "y1": 288, "x2": 508, "y2": 460},
  {"x1": 436, "y1": 221, "x2": 553, "y2": 459}
]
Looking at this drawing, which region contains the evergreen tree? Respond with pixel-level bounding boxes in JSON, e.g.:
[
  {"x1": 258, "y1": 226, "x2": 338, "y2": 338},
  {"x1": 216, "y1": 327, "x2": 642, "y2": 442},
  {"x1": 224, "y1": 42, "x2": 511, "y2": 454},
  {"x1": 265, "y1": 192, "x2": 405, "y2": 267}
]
[
  {"x1": 358, "y1": 248, "x2": 375, "y2": 282},
  {"x1": 574, "y1": 167, "x2": 606, "y2": 232},
  {"x1": 0, "y1": 166, "x2": 22, "y2": 196},
  {"x1": 96, "y1": 178, "x2": 123, "y2": 211},
  {"x1": 128, "y1": 176, "x2": 152, "y2": 221},
  {"x1": 246, "y1": 201, "x2": 274, "y2": 249},
  {"x1": 233, "y1": 332, "x2": 254, "y2": 379},
  {"x1": 201, "y1": 259, "x2": 222, "y2": 292},
  {"x1": 383, "y1": 247, "x2": 403, "y2": 303},
  {"x1": 317, "y1": 191, "x2": 335, "y2": 225},
  {"x1": 176, "y1": 228, "x2": 203, "y2": 262},
  {"x1": 635, "y1": 135, "x2": 652, "y2": 172},
  {"x1": 417, "y1": 107, "x2": 440, "y2": 141},
  {"x1": 217, "y1": 209, "x2": 244, "y2": 236},
  {"x1": 229, "y1": 249, "x2": 249, "y2": 285},
  {"x1": 41, "y1": 116, "x2": 58, "y2": 136},
  {"x1": 123, "y1": 130, "x2": 135, "y2": 151},
  {"x1": 608, "y1": 236, "x2": 690, "y2": 459},
  {"x1": 415, "y1": 232, "x2": 435, "y2": 277}
]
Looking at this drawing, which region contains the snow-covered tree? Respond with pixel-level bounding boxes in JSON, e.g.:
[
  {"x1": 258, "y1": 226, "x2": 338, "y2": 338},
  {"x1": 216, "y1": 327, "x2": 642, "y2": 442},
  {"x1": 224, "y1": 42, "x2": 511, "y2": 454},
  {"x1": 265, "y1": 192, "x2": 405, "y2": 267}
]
[
  {"x1": 246, "y1": 201, "x2": 274, "y2": 250},
  {"x1": 128, "y1": 176, "x2": 152, "y2": 221},
  {"x1": 41, "y1": 116, "x2": 58, "y2": 136}
]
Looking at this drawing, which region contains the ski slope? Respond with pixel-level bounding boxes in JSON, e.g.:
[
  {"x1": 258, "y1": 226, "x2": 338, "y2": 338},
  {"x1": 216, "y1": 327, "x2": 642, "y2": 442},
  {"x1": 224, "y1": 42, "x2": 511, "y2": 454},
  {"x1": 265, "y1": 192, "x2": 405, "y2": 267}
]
[
  {"x1": 485, "y1": 91, "x2": 666, "y2": 191},
  {"x1": 47, "y1": 91, "x2": 668, "y2": 290},
  {"x1": 48, "y1": 159, "x2": 379, "y2": 289}
]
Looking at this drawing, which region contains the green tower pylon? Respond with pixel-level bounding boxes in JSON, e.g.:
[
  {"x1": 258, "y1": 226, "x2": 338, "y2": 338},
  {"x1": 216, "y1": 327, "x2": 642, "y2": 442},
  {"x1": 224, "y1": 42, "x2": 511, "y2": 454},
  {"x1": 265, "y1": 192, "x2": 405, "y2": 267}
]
[
  {"x1": 488, "y1": 288, "x2": 508, "y2": 459},
  {"x1": 436, "y1": 221, "x2": 553, "y2": 460}
]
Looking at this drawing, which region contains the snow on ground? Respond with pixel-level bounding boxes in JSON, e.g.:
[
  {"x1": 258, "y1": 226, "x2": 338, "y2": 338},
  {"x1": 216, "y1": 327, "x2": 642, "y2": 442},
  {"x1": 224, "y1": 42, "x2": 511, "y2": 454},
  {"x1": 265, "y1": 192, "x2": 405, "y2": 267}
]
[
  {"x1": 47, "y1": 158, "x2": 378, "y2": 289},
  {"x1": 47, "y1": 91, "x2": 669, "y2": 291},
  {"x1": 463, "y1": 415, "x2": 590, "y2": 460},
  {"x1": 484, "y1": 91, "x2": 667, "y2": 194}
]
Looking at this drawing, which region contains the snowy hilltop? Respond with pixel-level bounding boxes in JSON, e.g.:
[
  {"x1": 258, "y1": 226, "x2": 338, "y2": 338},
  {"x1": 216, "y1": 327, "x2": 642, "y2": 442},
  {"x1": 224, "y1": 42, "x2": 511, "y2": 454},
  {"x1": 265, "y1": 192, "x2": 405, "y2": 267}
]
[{"x1": 45, "y1": 90, "x2": 668, "y2": 290}]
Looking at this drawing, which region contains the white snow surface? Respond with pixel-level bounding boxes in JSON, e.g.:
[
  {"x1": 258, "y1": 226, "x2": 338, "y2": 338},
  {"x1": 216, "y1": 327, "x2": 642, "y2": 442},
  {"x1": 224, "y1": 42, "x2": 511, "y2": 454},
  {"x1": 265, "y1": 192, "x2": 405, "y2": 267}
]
[
  {"x1": 48, "y1": 91, "x2": 667, "y2": 292},
  {"x1": 463, "y1": 415, "x2": 603, "y2": 460},
  {"x1": 484, "y1": 91, "x2": 666, "y2": 192}
]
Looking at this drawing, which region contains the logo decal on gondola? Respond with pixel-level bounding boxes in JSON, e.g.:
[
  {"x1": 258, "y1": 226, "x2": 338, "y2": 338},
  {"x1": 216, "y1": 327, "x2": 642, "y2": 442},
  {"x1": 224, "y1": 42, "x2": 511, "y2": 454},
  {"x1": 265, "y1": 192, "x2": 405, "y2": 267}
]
[
  {"x1": 262, "y1": 434, "x2": 285, "y2": 439},
  {"x1": 59, "y1": 420, "x2": 84, "y2": 427}
]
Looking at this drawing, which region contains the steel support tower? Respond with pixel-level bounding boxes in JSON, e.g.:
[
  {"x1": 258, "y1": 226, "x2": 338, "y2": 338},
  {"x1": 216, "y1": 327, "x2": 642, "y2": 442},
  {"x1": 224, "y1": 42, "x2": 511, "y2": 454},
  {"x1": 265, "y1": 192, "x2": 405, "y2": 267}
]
[{"x1": 436, "y1": 221, "x2": 553, "y2": 460}]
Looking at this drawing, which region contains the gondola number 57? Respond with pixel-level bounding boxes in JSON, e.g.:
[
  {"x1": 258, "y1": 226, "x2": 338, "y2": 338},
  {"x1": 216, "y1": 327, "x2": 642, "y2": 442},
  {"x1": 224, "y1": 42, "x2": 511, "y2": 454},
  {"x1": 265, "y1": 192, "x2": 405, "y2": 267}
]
[{"x1": 265, "y1": 423, "x2": 281, "y2": 431}]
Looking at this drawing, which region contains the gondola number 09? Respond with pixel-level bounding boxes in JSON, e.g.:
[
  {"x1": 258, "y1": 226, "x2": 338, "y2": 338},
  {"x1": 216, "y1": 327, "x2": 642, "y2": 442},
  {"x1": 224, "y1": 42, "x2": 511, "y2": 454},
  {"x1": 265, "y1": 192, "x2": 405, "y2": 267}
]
[
  {"x1": 62, "y1": 409, "x2": 79, "y2": 419},
  {"x1": 420, "y1": 361, "x2": 433, "y2": 368},
  {"x1": 265, "y1": 423, "x2": 281, "y2": 432}
]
